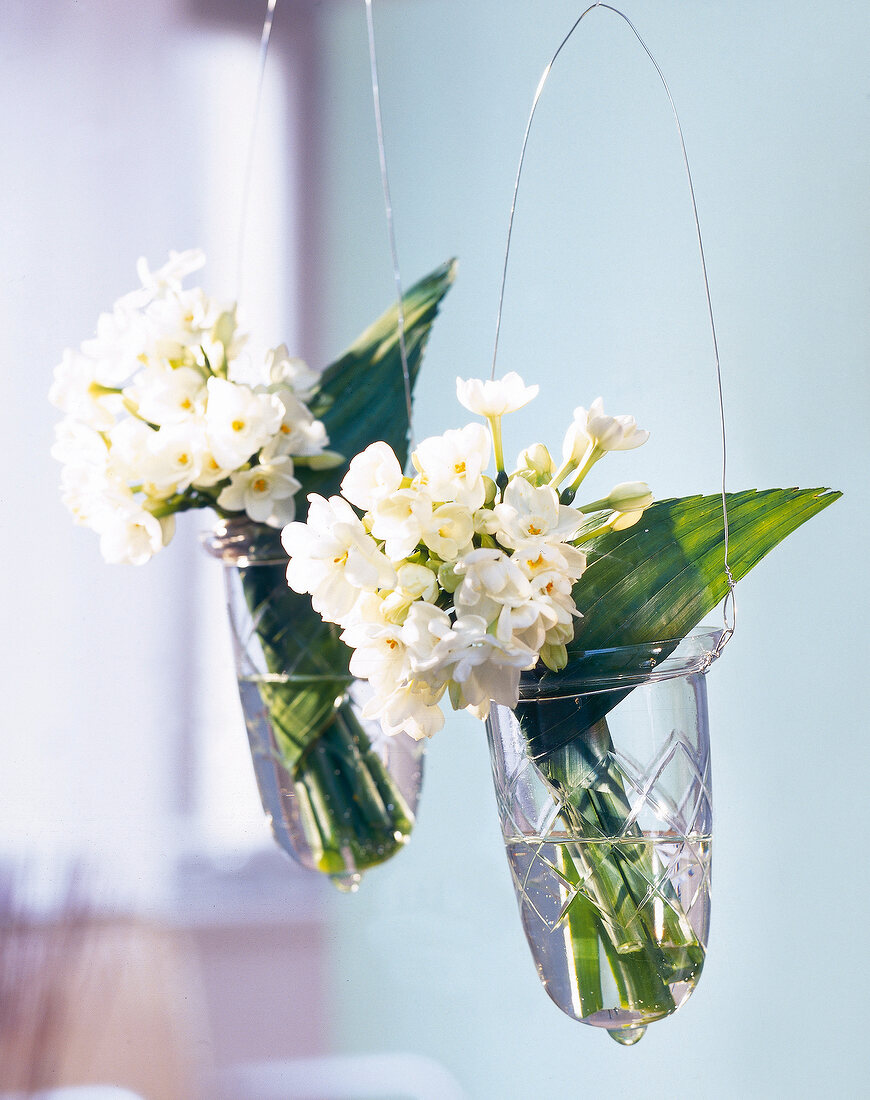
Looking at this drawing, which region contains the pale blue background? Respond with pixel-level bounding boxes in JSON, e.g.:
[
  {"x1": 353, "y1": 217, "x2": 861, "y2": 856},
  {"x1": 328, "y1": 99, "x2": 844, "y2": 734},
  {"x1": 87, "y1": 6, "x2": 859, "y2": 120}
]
[{"x1": 316, "y1": 3, "x2": 869, "y2": 1097}]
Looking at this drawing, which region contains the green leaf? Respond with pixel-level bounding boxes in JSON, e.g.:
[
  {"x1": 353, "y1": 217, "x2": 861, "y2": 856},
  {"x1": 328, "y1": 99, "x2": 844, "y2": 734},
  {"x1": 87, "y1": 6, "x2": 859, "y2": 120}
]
[
  {"x1": 569, "y1": 487, "x2": 841, "y2": 654},
  {"x1": 304, "y1": 259, "x2": 457, "y2": 503},
  {"x1": 521, "y1": 488, "x2": 840, "y2": 759}
]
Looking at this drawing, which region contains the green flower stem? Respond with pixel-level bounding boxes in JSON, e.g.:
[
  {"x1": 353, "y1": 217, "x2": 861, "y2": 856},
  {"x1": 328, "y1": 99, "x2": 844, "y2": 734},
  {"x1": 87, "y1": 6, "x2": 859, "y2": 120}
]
[
  {"x1": 519, "y1": 700, "x2": 702, "y2": 1024},
  {"x1": 238, "y1": 550, "x2": 416, "y2": 883},
  {"x1": 557, "y1": 846, "x2": 604, "y2": 1018}
]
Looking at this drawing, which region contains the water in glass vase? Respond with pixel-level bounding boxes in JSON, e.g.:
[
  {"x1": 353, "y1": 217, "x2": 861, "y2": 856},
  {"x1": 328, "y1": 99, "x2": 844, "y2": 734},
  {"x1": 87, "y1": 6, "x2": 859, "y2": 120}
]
[
  {"x1": 505, "y1": 833, "x2": 711, "y2": 1038},
  {"x1": 238, "y1": 675, "x2": 419, "y2": 889}
]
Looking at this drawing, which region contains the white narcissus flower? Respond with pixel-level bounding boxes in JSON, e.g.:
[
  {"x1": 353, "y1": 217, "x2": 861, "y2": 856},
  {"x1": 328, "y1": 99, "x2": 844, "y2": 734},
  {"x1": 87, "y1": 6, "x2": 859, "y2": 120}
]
[
  {"x1": 125, "y1": 365, "x2": 206, "y2": 426},
  {"x1": 105, "y1": 417, "x2": 155, "y2": 482},
  {"x1": 204, "y1": 376, "x2": 285, "y2": 470},
  {"x1": 492, "y1": 476, "x2": 585, "y2": 549},
  {"x1": 51, "y1": 420, "x2": 109, "y2": 469},
  {"x1": 145, "y1": 422, "x2": 207, "y2": 493},
  {"x1": 456, "y1": 372, "x2": 539, "y2": 417},
  {"x1": 94, "y1": 501, "x2": 175, "y2": 566},
  {"x1": 282, "y1": 494, "x2": 396, "y2": 623},
  {"x1": 342, "y1": 618, "x2": 413, "y2": 696},
  {"x1": 514, "y1": 443, "x2": 555, "y2": 484},
  {"x1": 369, "y1": 488, "x2": 432, "y2": 562},
  {"x1": 266, "y1": 344, "x2": 320, "y2": 400},
  {"x1": 362, "y1": 681, "x2": 446, "y2": 741},
  {"x1": 217, "y1": 458, "x2": 302, "y2": 527},
  {"x1": 136, "y1": 248, "x2": 206, "y2": 292},
  {"x1": 453, "y1": 547, "x2": 532, "y2": 615},
  {"x1": 380, "y1": 563, "x2": 440, "y2": 623},
  {"x1": 49, "y1": 349, "x2": 120, "y2": 431},
  {"x1": 578, "y1": 398, "x2": 649, "y2": 452},
  {"x1": 259, "y1": 388, "x2": 330, "y2": 461},
  {"x1": 340, "y1": 441, "x2": 404, "y2": 512},
  {"x1": 420, "y1": 502, "x2": 476, "y2": 562},
  {"x1": 411, "y1": 423, "x2": 490, "y2": 510}
]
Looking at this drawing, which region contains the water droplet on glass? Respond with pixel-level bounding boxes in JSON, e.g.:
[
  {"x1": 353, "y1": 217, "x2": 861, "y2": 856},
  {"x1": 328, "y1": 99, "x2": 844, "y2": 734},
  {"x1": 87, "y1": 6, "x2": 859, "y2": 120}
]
[
  {"x1": 608, "y1": 1025, "x2": 647, "y2": 1046},
  {"x1": 331, "y1": 871, "x2": 362, "y2": 894}
]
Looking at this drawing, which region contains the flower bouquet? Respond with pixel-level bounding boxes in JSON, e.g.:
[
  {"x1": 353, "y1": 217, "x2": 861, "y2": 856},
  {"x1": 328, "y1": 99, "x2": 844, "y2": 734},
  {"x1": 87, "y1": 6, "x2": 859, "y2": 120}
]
[
  {"x1": 284, "y1": 369, "x2": 839, "y2": 1030},
  {"x1": 49, "y1": 249, "x2": 456, "y2": 886}
]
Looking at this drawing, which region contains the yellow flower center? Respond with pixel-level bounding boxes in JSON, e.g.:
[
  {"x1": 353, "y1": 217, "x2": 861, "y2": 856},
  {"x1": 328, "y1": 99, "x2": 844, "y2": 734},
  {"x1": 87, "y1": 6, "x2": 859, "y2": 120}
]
[
  {"x1": 231, "y1": 419, "x2": 245, "y2": 432},
  {"x1": 454, "y1": 461, "x2": 466, "y2": 475},
  {"x1": 180, "y1": 397, "x2": 192, "y2": 410},
  {"x1": 527, "y1": 523, "x2": 542, "y2": 536},
  {"x1": 253, "y1": 477, "x2": 267, "y2": 493}
]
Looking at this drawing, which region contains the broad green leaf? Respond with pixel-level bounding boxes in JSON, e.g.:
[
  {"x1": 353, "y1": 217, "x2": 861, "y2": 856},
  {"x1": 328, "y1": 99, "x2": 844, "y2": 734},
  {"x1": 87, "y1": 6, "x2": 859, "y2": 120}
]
[
  {"x1": 304, "y1": 259, "x2": 457, "y2": 503},
  {"x1": 569, "y1": 487, "x2": 840, "y2": 653},
  {"x1": 521, "y1": 488, "x2": 840, "y2": 759}
]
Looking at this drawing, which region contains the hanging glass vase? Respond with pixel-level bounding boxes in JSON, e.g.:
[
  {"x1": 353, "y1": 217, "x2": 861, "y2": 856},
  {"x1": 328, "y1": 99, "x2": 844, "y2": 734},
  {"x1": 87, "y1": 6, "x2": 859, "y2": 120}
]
[
  {"x1": 203, "y1": 518, "x2": 424, "y2": 892},
  {"x1": 485, "y1": 628, "x2": 717, "y2": 1044}
]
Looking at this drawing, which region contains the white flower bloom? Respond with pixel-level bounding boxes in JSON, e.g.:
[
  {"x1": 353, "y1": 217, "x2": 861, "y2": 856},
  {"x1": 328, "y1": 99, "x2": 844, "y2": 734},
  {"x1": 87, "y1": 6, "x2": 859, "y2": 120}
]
[
  {"x1": 136, "y1": 249, "x2": 206, "y2": 292},
  {"x1": 94, "y1": 501, "x2": 174, "y2": 565},
  {"x1": 513, "y1": 539, "x2": 586, "y2": 587},
  {"x1": 362, "y1": 681, "x2": 445, "y2": 741},
  {"x1": 144, "y1": 422, "x2": 207, "y2": 493},
  {"x1": 217, "y1": 458, "x2": 302, "y2": 527},
  {"x1": 492, "y1": 476, "x2": 585, "y2": 550},
  {"x1": 456, "y1": 372, "x2": 539, "y2": 417},
  {"x1": 52, "y1": 420, "x2": 109, "y2": 469},
  {"x1": 192, "y1": 450, "x2": 233, "y2": 489},
  {"x1": 380, "y1": 563, "x2": 440, "y2": 623},
  {"x1": 260, "y1": 388, "x2": 329, "y2": 461},
  {"x1": 420, "y1": 502, "x2": 476, "y2": 562},
  {"x1": 282, "y1": 494, "x2": 396, "y2": 623},
  {"x1": 80, "y1": 303, "x2": 148, "y2": 384},
  {"x1": 411, "y1": 423, "x2": 490, "y2": 509},
  {"x1": 438, "y1": 614, "x2": 536, "y2": 717},
  {"x1": 266, "y1": 344, "x2": 320, "y2": 400},
  {"x1": 341, "y1": 442, "x2": 404, "y2": 512},
  {"x1": 453, "y1": 547, "x2": 533, "y2": 628},
  {"x1": 343, "y1": 619, "x2": 412, "y2": 695},
  {"x1": 204, "y1": 376, "x2": 284, "y2": 470},
  {"x1": 48, "y1": 349, "x2": 120, "y2": 430},
  {"x1": 369, "y1": 488, "x2": 432, "y2": 562},
  {"x1": 561, "y1": 416, "x2": 593, "y2": 466},
  {"x1": 514, "y1": 443, "x2": 555, "y2": 484},
  {"x1": 400, "y1": 601, "x2": 455, "y2": 676},
  {"x1": 577, "y1": 398, "x2": 649, "y2": 452},
  {"x1": 125, "y1": 365, "x2": 206, "y2": 426},
  {"x1": 105, "y1": 417, "x2": 155, "y2": 482},
  {"x1": 144, "y1": 288, "x2": 222, "y2": 363}
]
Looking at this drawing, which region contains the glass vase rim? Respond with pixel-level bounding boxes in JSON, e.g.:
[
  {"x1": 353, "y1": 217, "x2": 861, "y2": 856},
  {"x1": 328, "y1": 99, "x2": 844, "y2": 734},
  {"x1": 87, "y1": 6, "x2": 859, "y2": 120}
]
[
  {"x1": 517, "y1": 625, "x2": 722, "y2": 700},
  {"x1": 200, "y1": 517, "x2": 287, "y2": 565}
]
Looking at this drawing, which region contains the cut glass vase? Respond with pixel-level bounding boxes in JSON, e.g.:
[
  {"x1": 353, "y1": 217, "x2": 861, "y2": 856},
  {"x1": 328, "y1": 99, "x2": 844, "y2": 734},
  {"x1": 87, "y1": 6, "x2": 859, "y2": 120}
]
[
  {"x1": 485, "y1": 628, "x2": 717, "y2": 1044},
  {"x1": 203, "y1": 519, "x2": 424, "y2": 892}
]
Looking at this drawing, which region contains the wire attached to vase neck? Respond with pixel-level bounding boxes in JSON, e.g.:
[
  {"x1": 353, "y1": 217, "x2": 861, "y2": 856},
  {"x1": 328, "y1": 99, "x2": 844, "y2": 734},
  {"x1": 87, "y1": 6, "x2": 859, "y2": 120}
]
[{"x1": 490, "y1": 2, "x2": 736, "y2": 655}]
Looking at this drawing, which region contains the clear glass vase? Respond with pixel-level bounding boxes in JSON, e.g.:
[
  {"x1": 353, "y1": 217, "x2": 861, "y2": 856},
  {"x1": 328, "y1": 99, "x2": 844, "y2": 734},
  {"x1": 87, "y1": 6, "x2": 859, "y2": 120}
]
[
  {"x1": 485, "y1": 628, "x2": 718, "y2": 1044},
  {"x1": 202, "y1": 518, "x2": 424, "y2": 892}
]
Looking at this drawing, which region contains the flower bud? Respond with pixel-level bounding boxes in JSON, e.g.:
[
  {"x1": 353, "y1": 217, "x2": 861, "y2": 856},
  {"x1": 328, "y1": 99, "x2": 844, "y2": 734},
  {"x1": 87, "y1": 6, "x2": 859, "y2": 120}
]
[
  {"x1": 540, "y1": 642, "x2": 568, "y2": 672},
  {"x1": 438, "y1": 560, "x2": 461, "y2": 593},
  {"x1": 515, "y1": 443, "x2": 554, "y2": 485}
]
